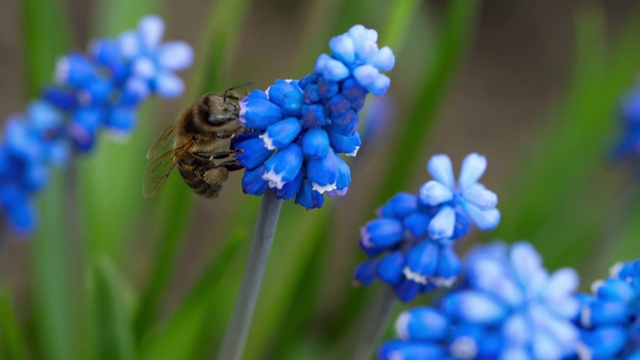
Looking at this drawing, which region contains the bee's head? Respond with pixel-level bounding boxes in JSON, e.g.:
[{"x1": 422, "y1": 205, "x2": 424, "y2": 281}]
[{"x1": 198, "y1": 93, "x2": 239, "y2": 126}]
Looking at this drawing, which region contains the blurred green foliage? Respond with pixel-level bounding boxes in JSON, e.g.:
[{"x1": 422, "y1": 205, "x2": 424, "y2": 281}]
[{"x1": 2, "y1": 0, "x2": 640, "y2": 359}]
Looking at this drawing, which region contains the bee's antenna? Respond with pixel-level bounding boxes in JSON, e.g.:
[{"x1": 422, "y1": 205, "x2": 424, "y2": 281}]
[{"x1": 224, "y1": 80, "x2": 256, "y2": 102}]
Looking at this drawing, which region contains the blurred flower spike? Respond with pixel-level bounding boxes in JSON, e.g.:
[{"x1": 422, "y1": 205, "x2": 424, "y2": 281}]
[
  {"x1": 576, "y1": 259, "x2": 640, "y2": 359},
  {"x1": 613, "y1": 86, "x2": 640, "y2": 162},
  {"x1": 354, "y1": 153, "x2": 500, "y2": 301},
  {"x1": 0, "y1": 15, "x2": 193, "y2": 234},
  {"x1": 379, "y1": 242, "x2": 581, "y2": 360},
  {"x1": 49, "y1": 15, "x2": 193, "y2": 150},
  {"x1": 231, "y1": 24, "x2": 395, "y2": 209}
]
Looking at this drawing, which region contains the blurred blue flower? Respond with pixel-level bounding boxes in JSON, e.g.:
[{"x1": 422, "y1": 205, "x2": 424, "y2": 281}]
[
  {"x1": 0, "y1": 103, "x2": 68, "y2": 233},
  {"x1": 379, "y1": 242, "x2": 581, "y2": 360},
  {"x1": 48, "y1": 15, "x2": 193, "y2": 150},
  {"x1": 360, "y1": 95, "x2": 394, "y2": 151},
  {"x1": 231, "y1": 25, "x2": 394, "y2": 209},
  {"x1": 354, "y1": 153, "x2": 499, "y2": 301},
  {"x1": 0, "y1": 15, "x2": 192, "y2": 234},
  {"x1": 576, "y1": 259, "x2": 640, "y2": 359},
  {"x1": 613, "y1": 87, "x2": 640, "y2": 161}
]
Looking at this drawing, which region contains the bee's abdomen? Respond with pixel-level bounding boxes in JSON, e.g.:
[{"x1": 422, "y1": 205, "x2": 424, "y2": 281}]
[{"x1": 177, "y1": 163, "x2": 222, "y2": 198}]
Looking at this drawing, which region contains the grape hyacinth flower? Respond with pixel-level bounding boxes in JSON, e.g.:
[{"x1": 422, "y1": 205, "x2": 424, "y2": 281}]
[
  {"x1": 576, "y1": 259, "x2": 640, "y2": 359},
  {"x1": 231, "y1": 25, "x2": 395, "y2": 209},
  {"x1": 354, "y1": 153, "x2": 500, "y2": 301},
  {"x1": 379, "y1": 242, "x2": 582, "y2": 360},
  {"x1": 0, "y1": 15, "x2": 192, "y2": 233},
  {"x1": 221, "y1": 25, "x2": 395, "y2": 360}
]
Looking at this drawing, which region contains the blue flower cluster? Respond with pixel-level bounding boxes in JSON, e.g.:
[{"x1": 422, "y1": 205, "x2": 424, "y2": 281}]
[
  {"x1": 576, "y1": 259, "x2": 640, "y2": 359},
  {"x1": 0, "y1": 15, "x2": 192, "y2": 233},
  {"x1": 379, "y1": 242, "x2": 581, "y2": 360},
  {"x1": 47, "y1": 15, "x2": 193, "y2": 151},
  {"x1": 354, "y1": 153, "x2": 500, "y2": 301},
  {"x1": 613, "y1": 86, "x2": 640, "y2": 162},
  {"x1": 231, "y1": 25, "x2": 394, "y2": 209}
]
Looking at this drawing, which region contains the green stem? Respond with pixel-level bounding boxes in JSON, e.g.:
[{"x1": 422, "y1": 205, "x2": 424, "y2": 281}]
[
  {"x1": 30, "y1": 171, "x2": 75, "y2": 360},
  {"x1": 218, "y1": 190, "x2": 283, "y2": 360},
  {"x1": 0, "y1": 286, "x2": 28, "y2": 360},
  {"x1": 352, "y1": 286, "x2": 397, "y2": 360}
]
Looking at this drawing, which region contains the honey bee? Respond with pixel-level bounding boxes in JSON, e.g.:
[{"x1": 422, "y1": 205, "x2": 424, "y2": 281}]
[{"x1": 143, "y1": 85, "x2": 250, "y2": 198}]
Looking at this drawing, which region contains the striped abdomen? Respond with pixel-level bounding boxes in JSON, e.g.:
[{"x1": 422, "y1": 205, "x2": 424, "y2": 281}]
[{"x1": 177, "y1": 156, "x2": 223, "y2": 198}]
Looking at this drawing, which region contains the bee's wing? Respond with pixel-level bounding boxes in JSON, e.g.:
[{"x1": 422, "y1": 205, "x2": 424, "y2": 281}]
[
  {"x1": 143, "y1": 125, "x2": 191, "y2": 198},
  {"x1": 147, "y1": 123, "x2": 178, "y2": 159}
]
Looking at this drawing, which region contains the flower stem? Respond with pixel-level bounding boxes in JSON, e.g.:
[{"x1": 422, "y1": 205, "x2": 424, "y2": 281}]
[
  {"x1": 218, "y1": 189, "x2": 283, "y2": 360},
  {"x1": 353, "y1": 286, "x2": 397, "y2": 360}
]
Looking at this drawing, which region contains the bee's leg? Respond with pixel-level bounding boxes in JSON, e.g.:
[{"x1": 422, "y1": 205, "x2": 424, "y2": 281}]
[
  {"x1": 215, "y1": 132, "x2": 232, "y2": 139},
  {"x1": 217, "y1": 160, "x2": 244, "y2": 172},
  {"x1": 194, "y1": 160, "x2": 217, "y2": 177},
  {"x1": 192, "y1": 151, "x2": 211, "y2": 160},
  {"x1": 211, "y1": 151, "x2": 239, "y2": 159},
  {"x1": 216, "y1": 126, "x2": 247, "y2": 139},
  {"x1": 192, "y1": 149, "x2": 240, "y2": 160}
]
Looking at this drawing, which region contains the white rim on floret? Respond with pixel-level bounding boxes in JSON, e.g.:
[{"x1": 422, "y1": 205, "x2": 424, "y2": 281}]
[
  {"x1": 259, "y1": 133, "x2": 277, "y2": 151},
  {"x1": 312, "y1": 181, "x2": 337, "y2": 194},
  {"x1": 346, "y1": 146, "x2": 360, "y2": 157},
  {"x1": 262, "y1": 169, "x2": 286, "y2": 189}
]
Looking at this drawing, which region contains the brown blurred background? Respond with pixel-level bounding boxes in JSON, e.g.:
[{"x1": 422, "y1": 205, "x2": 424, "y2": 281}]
[{"x1": 1, "y1": 0, "x2": 639, "y2": 318}]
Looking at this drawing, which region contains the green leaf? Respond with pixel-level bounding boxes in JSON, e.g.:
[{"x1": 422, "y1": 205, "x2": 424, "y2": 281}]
[
  {"x1": 21, "y1": 1, "x2": 77, "y2": 358},
  {"x1": 190, "y1": 0, "x2": 253, "y2": 93},
  {"x1": 577, "y1": 13, "x2": 640, "y2": 279},
  {"x1": 379, "y1": 0, "x2": 421, "y2": 49},
  {"x1": 608, "y1": 185, "x2": 640, "y2": 269},
  {"x1": 21, "y1": 0, "x2": 71, "y2": 96},
  {"x1": 30, "y1": 171, "x2": 78, "y2": 360},
  {"x1": 22, "y1": 4, "x2": 74, "y2": 359},
  {"x1": 288, "y1": 0, "x2": 348, "y2": 76},
  {"x1": 490, "y1": 6, "x2": 640, "y2": 274},
  {"x1": 133, "y1": 174, "x2": 194, "y2": 338},
  {"x1": 0, "y1": 286, "x2": 28, "y2": 360},
  {"x1": 77, "y1": 120, "x2": 154, "y2": 262},
  {"x1": 89, "y1": 255, "x2": 136, "y2": 360},
  {"x1": 93, "y1": 0, "x2": 164, "y2": 36},
  {"x1": 243, "y1": 206, "x2": 331, "y2": 360},
  {"x1": 493, "y1": 5, "x2": 607, "y2": 243},
  {"x1": 376, "y1": 0, "x2": 480, "y2": 204},
  {"x1": 139, "y1": 230, "x2": 247, "y2": 360}
]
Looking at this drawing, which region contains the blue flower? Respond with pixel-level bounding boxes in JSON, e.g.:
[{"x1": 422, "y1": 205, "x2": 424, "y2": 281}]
[
  {"x1": 354, "y1": 153, "x2": 499, "y2": 301},
  {"x1": 379, "y1": 242, "x2": 582, "y2": 360},
  {"x1": 0, "y1": 15, "x2": 192, "y2": 233},
  {"x1": 232, "y1": 25, "x2": 395, "y2": 209},
  {"x1": 576, "y1": 259, "x2": 640, "y2": 359},
  {"x1": 420, "y1": 153, "x2": 500, "y2": 240}
]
